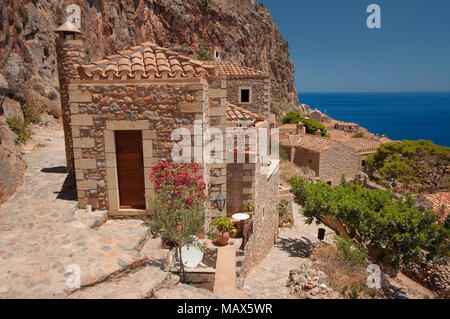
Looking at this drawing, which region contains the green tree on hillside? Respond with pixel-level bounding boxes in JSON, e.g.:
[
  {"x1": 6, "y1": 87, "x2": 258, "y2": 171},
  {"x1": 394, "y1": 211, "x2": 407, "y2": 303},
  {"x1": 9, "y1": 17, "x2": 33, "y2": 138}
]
[
  {"x1": 282, "y1": 111, "x2": 329, "y2": 138},
  {"x1": 365, "y1": 140, "x2": 450, "y2": 193},
  {"x1": 290, "y1": 176, "x2": 449, "y2": 268}
]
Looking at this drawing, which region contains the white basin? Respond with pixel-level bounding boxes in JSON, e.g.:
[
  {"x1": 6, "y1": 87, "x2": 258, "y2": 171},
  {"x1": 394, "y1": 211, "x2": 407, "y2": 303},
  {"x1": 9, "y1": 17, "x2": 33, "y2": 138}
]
[{"x1": 232, "y1": 213, "x2": 250, "y2": 221}]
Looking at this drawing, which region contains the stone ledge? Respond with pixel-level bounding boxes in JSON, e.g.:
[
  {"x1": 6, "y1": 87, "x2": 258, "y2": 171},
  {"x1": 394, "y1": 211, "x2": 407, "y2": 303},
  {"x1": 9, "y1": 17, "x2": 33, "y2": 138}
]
[
  {"x1": 106, "y1": 120, "x2": 149, "y2": 130},
  {"x1": 69, "y1": 90, "x2": 93, "y2": 103},
  {"x1": 180, "y1": 102, "x2": 204, "y2": 113}
]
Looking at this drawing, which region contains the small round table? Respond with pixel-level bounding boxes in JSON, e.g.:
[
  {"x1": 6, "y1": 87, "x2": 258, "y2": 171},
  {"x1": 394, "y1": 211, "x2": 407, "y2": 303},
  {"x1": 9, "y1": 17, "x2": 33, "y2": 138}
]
[{"x1": 232, "y1": 213, "x2": 251, "y2": 238}]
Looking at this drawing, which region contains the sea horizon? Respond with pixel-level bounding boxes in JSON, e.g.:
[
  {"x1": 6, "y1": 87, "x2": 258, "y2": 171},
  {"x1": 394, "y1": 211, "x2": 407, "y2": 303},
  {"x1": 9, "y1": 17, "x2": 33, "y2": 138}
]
[{"x1": 298, "y1": 91, "x2": 450, "y2": 147}]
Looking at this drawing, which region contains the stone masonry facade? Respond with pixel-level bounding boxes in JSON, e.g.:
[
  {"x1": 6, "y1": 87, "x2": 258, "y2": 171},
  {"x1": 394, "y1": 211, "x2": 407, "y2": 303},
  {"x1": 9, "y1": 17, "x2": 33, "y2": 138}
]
[
  {"x1": 240, "y1": 160, "x2": 279, "y2": 277},
  {"x1": 55, "y1": 38, "x2": 84, "y2": 174},
  {"x1": 318, "y1": 143, "x2": 360, "y2": 186},
  {"x1": 225, "y1": 78, "x2": 271, "y2": 116}
]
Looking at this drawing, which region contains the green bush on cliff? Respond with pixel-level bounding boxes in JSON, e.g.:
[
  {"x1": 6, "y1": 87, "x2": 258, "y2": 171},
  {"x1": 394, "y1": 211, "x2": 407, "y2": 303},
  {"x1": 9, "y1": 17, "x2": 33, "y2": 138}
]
[
  {"x1": 365, "y1": 140, "x2": 450, "y2": 191},
  {"x1": 290, "y1": 176, "x2": 449, "y2": 268},
  {"x1": 282, "y1": 111, "x2": 329, "y2": 138}
]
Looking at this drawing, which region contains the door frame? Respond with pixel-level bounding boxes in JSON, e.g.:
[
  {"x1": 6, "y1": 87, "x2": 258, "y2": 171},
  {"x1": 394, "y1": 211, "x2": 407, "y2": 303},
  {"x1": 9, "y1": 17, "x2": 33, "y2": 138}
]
[{"x1": 104, "y1": 120, "x2": 155, "y2": 215}]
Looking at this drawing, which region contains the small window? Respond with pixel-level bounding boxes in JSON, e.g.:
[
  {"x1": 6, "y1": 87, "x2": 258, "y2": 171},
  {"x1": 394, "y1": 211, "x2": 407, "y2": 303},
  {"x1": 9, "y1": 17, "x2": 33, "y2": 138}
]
[
  {"x1": 240, "y1": 89, "x2": 250, "y2": 103},
  {"x1": 309, "y1": 159, "x2": 312, "y2": 164},
  {"x1": 327, "y1": 181, "x2": 332, "y2": 186},
  {"x1": 362, "y1": 160, "x2": 366, "y2": 167}
]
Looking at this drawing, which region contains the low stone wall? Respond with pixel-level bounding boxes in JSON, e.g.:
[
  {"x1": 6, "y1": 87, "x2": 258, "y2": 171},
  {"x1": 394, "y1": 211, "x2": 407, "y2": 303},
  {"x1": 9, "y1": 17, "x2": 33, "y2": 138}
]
[
  {"x1": 401, "y1": 257, "x2": 450, "y2": 293},
  {"x1": 241, "y1": 160, "x2": 279, "y2": 277}
]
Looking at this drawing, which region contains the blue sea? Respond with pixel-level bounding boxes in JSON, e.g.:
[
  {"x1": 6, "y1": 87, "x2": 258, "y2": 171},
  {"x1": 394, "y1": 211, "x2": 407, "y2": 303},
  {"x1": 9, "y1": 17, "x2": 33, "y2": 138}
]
[{"x1": 298, "y1": 92, "x2": 450, "y2": 147}]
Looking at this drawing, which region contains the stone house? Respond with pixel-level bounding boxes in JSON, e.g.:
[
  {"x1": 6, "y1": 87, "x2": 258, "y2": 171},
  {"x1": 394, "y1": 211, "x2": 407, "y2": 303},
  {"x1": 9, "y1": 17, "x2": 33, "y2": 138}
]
[
  {"x1": 328, "y1": 120, "x2": 360, "y2": 133},
  {"x1": 309, "y1": 109, "x2": 330, "y2": 124},
  {"x1": 55, "y1": 19, "x2": 279, "y2": 273},
  {"x1": 281, "y1": 133, "x2": 361, "y2": 186},
  {"x1": 341, "y1": 138, "x2": 382, "y2": 171}
]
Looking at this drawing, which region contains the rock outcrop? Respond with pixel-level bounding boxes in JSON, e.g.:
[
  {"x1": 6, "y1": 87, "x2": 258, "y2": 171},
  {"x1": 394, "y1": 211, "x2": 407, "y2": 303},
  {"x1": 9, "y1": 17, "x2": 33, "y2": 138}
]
[
  {"x1": 0, "y1": 0, "x2": 298, "y2": 111},
  {"x1": 0, "y1": 118, "x2": 27, "y2": 204},
  {"x1": 287, "y1": 260, "x2": 340, "y2": 299}
]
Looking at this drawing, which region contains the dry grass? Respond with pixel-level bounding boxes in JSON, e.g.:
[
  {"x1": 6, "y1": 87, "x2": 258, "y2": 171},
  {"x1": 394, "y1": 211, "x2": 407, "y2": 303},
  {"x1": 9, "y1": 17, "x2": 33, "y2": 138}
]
[{"x1": 311, "y1": 245, "x2": 377, "y2": 298}]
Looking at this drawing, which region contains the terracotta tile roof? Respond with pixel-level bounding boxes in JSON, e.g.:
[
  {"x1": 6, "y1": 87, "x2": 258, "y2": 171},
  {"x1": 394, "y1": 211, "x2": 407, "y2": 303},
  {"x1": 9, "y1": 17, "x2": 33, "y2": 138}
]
[
  {"x1": 295, "y1": 134, "x2": 340, "y2": 153},
  {"x1": 278, "y1": 124, "x2": 298, "y2": 131},
  {"x1": 226, "y1": 103, "x2": 257, "y2": 122},
  {"x1": 78, "y1": 41, "x2": 218, "y2": 80},
  {"x1": 280, "y1": 134, "x2": 302, "y2": 147},
  {"x1": 342, "y1": 138, "x2": 382, "y2": 153},
  {"x1": 207, "y1": 61, "x2": 268, "y2": 78},
  {"x1": 424, "y1": 192, "x2": 450, "y2": 222}
]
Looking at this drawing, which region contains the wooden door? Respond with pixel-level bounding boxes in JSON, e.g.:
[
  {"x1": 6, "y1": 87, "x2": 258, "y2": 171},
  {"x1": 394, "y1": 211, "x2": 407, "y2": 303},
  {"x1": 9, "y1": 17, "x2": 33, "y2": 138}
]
[{"x1": 115, "y1": 130, "x2": 145, "y2": 209}]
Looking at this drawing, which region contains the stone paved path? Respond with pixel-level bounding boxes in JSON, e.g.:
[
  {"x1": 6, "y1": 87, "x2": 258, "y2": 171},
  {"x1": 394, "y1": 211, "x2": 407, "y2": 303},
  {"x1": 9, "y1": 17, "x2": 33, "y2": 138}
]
[
  {"x1": 0, "y1": 127, "x2": 150, "y2": 298},
  {"x1": 239, "y1": 203, "x2": 334, "y2": 299}
]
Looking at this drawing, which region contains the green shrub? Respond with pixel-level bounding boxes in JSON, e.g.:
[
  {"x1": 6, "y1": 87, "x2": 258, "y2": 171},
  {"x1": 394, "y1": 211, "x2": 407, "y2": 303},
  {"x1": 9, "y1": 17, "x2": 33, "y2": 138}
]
[
  {"x1": 279, "y1": 145, "x2": 290, "y2": 161},
  {"x1": 281, "y1": 111, "x2": 329, "y2": 137},
  {"x1": 351, "y1": 132, "x2": 365, "y2": 138},
  {"x1": 282, "y1": 111, "x2": 302, "y2": 124},
  {"x1": 6, "y1": 116, "x2": 32, "y2": 144},
  {"x1": 365, "y1": 140, "x2": 449, "y2": 192},
  {"x1": 279, "y1": 200, "x2": 288, "y2": 217},
  {"x1": 334, "y1": 234, "x2": 368, "y2": 266},
  {"x1": 195, "y1": 45, "x2": 214, "y2": 61},
  {"x1": 290, "y1": 176, "x2": 449, "y2": 268},
  {"x1": 242, "y1": 202, "x2": 255, "y2": 213}
]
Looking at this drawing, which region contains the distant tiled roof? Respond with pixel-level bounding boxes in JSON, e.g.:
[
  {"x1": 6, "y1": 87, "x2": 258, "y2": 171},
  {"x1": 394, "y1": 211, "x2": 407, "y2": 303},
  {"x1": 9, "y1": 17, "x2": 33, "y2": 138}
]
[
  {"x1": 280, "y1": 134, "x2": 302, "y2": 147},
  {"x1": 342, "y1": 138, "x2": 382, "y2": 153},
  {"x1": 226, "y1": 103, "x2": 257, "y2": 122},
  {"x1": 78, "y1": 41, "x2": 218, "y2": 80},
  {"x1": 424, "y1": 192, "x2": 450, "y2": 222},
  {"x1": 207, "y1": 61, "x2": 268, "y2": 78},
  {"x1": 296, "y1": 134, "x2": 340, "y2": 153},
  {"x1": 278, "y1": 124, "x2": 298, "y2": 131}
]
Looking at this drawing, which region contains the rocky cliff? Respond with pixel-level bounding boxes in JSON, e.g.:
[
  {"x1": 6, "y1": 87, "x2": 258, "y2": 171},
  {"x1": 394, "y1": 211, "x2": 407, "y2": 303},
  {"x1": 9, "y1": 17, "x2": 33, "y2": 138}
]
[{"x1": 0, "y1": 0, "x2": 298, "y2": 112}]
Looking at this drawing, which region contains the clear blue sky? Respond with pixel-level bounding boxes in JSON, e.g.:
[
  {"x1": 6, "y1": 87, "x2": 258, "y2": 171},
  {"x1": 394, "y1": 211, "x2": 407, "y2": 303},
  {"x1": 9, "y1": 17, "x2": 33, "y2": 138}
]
[{"x1": 260, "y1": 0, "x2": 450, "y2": 93}]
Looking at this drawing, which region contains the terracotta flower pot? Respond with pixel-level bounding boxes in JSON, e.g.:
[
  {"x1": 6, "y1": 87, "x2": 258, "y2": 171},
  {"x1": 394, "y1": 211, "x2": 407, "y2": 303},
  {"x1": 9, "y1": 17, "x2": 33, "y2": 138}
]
[
  {"x1": 175, "y1": 222, "x2": 184, "y2": 233},
  {"x1": 217, "y1": 230, "x2": 230, "y2": 245}
]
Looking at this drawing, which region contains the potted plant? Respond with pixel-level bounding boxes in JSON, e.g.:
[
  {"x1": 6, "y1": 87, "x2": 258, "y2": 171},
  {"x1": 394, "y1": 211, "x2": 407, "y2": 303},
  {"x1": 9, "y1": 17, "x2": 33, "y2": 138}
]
[
  {"x1": 242, "y1": 202, "x2": 255, "y2": 216},
  {"x1": 216, "y1": 217, "x2": 234, "y2": 245}
]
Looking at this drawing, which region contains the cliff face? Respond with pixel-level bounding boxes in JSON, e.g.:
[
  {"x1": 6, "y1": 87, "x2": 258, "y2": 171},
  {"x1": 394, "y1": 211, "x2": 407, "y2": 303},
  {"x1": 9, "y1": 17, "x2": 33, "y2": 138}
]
[{"x1": 0, "y1": 0, "x2": 298, "y2": 111}]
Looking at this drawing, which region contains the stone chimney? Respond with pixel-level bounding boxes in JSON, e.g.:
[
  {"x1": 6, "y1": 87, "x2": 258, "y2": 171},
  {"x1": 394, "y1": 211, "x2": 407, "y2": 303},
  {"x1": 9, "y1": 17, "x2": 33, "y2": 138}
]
[
  {"x1": 55, "y1": 11, "x2": 83, "y2": 175},
  {"x1": 315, "y1": 129, "x2": 321, "y2": 137},
  {"x1": 296, "y1": 122, "x2": 305, "y2": 135}
]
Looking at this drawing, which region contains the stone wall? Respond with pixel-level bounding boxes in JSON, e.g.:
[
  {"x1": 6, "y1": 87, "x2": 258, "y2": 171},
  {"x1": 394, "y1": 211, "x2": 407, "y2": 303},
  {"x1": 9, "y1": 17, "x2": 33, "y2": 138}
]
[
  {"x1": 225, "y1": 78, "x2": 270, "y2": 116},
  {"x1": 226, "y1": 163, "x2": 257, "y2": 217},
  {"x1": 401, "y1": 256, "x2": 450, "y2": 293},
  {"x1": 205, "y1": 77, "x2": 228, "y2": 227},
  {"x1": 293, "y1": 147, "x2": 320, "y2": 176},
  {"x1": 67, "y1": 79, "x2": 227, "y2": 219},
  {"x1": 319, "y1": 143, "x2": 360, "y2": 186},
  {"x1": 241, "y1": 160, "x2": 279, "y2": 276}
]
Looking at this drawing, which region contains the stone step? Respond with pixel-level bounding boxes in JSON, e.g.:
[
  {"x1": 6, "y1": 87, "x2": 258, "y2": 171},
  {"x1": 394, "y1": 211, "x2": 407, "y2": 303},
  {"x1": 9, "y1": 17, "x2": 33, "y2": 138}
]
[
  {"x1": 236, "y1": 256, "x2": 244, "y2": 267},
  {"x1": 69, "y1": 265, "x2": 179, "y2": 299},
  {"x1": 74, "y1": 209, "x2": 107, "y2": 229},
  {"x1": 153, "y1": 283, "x2": 216, "y2": 299},
  {"x1": 236, "y1": 249, "x2": 245, "y2": 257}
]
